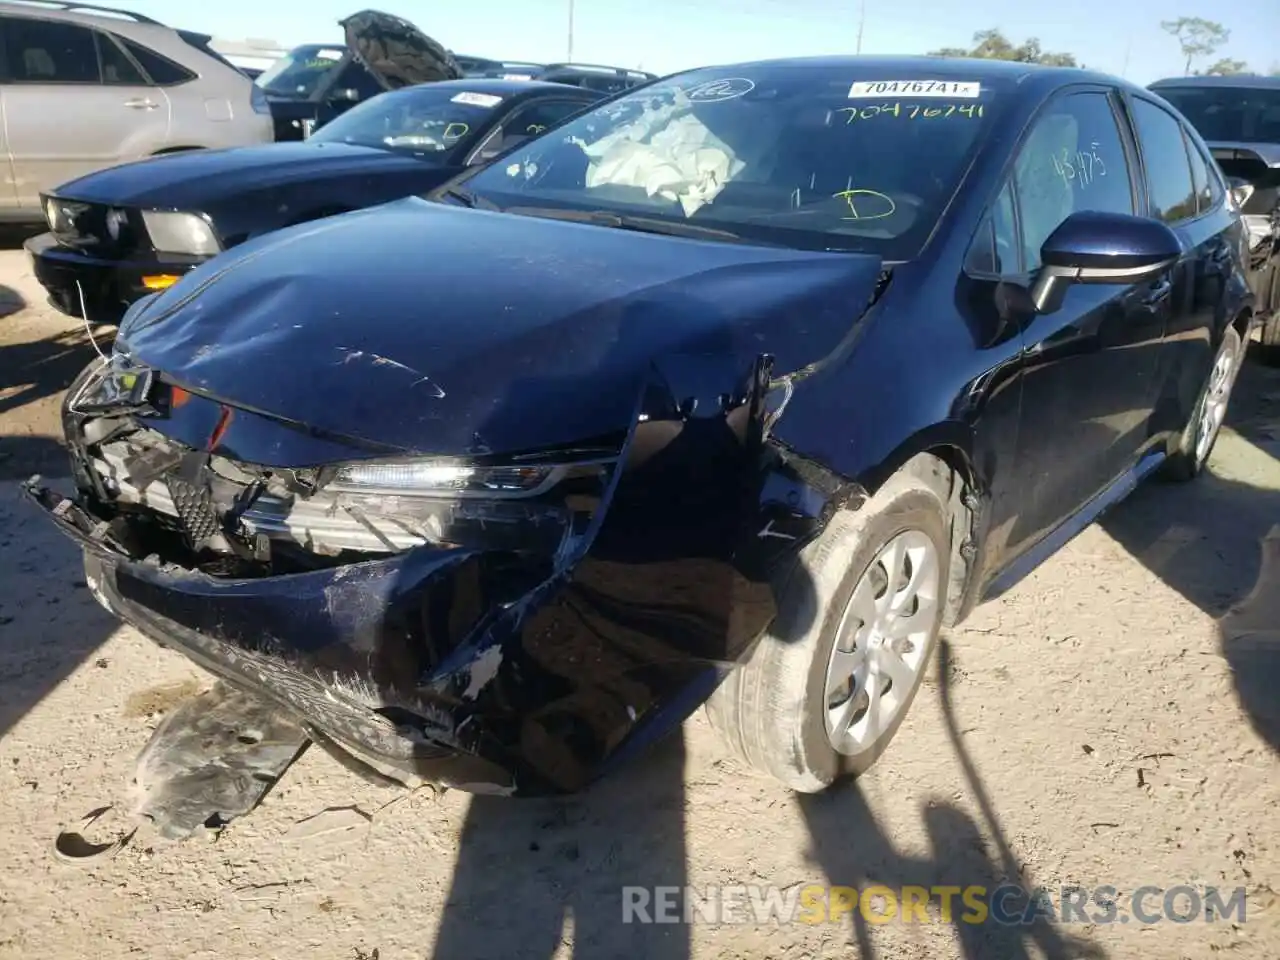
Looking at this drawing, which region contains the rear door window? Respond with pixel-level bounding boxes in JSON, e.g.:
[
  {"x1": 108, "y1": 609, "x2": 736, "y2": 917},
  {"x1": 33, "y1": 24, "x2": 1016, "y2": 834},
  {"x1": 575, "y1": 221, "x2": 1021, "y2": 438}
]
[
  {"x1": 96, "y1": 33, "x2": 145, "y2": 85},
  {"x1": 118, "y1": 37, "x2": 196, "y2": 85},
  {"x1": 1131, "y1": 98, "x2": 1198, "y2": 223},
  {"x1": 2, "y1": 16, "x2": 100, "y2": 83}
]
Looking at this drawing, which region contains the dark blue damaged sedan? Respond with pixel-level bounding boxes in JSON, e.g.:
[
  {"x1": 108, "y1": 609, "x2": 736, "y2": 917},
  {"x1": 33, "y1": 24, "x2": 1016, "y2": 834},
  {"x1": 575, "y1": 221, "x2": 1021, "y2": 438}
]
[{"x1": 27, "y1": 55, "x2": 1256, "y2": 797}]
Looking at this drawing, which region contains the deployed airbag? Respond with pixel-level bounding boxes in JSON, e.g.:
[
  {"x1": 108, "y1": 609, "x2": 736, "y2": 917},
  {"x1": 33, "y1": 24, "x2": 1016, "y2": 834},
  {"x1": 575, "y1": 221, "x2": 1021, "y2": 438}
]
[{"x1": 581, "y1": 95, "x2": 744, "y2": 215}]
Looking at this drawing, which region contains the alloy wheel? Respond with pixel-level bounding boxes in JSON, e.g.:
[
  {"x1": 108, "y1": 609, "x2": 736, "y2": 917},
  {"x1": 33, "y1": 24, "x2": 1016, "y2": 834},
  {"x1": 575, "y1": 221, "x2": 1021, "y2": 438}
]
[{"x1": 1194, "y1": 336, "x2": 1240, "y2": 465}]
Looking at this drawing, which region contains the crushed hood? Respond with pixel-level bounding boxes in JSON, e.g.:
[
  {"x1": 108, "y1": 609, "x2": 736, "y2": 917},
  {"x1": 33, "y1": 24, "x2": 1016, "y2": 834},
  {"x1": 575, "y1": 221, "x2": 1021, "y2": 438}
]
[
  {"x1": 52, "y1": 143, "x2": 425, "y2": 209},
  {"x1": 340, "y1": 9, "x2": 463, "y2": 89},
  {"x1": 120, "y1": 197, "x2": 883, "y2": 458}
]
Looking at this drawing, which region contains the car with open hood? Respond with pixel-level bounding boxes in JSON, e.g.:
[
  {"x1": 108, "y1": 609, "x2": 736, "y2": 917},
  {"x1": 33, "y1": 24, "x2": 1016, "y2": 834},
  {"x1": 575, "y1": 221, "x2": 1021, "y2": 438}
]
[
  {"x1": 27, "y1": 56, "x2": 1255, "y2": 798},
  {"x1": 257, "y1": 9, "x2": 463, "y2": 142},
  {"x1": 459, "y1": 57, "x2": 658, "y2": 94},
  {"x1": 25, "y1": 78, "x2": 603, "y2": 322},
  {"x1": 1149, "y1": 74, "x2": 1280, "y2": 356}
]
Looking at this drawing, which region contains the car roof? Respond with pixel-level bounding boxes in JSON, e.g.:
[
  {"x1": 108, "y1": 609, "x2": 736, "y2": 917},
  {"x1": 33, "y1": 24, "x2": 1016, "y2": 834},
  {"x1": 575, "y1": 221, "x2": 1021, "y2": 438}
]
[
  {"x1": 394, "y1": 77, "x2": 598, "y2": 97},
  {"x1": 669, "y1": 55, "x2": 1137, "y2": 94},
  {"x1": 1150, "y1": 74, "x2": 1280, "y2": 91},
  {"x1": 0, "y1": 0, "x2": 160, "y2": 31},
  {"x1": 0, "y1": 0, "x2": 208, "y2": 50}
]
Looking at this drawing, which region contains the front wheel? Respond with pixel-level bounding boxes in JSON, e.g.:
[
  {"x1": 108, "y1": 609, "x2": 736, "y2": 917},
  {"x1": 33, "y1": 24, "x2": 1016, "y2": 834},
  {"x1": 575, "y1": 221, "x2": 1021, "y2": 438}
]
[
  {"x1": 1164, "y1": 325, "x2": 1244, "y2": 481},
  {"x1": 706, "y1": 457, "x2": 953, "y2": 793}
]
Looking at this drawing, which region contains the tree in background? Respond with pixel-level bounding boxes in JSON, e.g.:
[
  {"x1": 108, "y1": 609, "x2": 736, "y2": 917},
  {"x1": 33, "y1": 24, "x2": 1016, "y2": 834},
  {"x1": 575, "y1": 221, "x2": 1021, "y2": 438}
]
[
  {"x1": 928, "y1": 29, "x2": 1079, "y2": 67},
  {"x1": 1160, "y1": 16, "x2": 1230, "y2": 75},
  {"x1": 1199, "y1": 58, "x2": 1249, "y2": 76}
]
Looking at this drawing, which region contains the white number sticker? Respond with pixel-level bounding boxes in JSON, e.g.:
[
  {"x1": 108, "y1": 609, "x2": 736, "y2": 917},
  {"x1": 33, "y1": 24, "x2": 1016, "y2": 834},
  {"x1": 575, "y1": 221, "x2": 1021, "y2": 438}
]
[
  {"x1": 315, "y1": 49, "x2": 344, "y2": 62},
  {"x1": 848, "y1": 80, "x2": 980, "y2": 99},
  {"x1": 451, "y1": 92, "x2": 504, "y2": 108}
]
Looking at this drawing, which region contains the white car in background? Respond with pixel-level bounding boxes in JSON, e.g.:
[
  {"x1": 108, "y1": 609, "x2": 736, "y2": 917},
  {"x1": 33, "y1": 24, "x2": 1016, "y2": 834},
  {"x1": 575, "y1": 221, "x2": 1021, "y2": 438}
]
[{"x1": 0, "y1": 0, "x2": 274, "y2": 223}]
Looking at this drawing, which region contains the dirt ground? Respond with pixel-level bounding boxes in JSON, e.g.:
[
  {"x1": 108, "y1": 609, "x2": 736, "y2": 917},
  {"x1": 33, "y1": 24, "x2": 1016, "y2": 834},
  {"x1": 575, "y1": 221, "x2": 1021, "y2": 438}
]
[{"x1": 0, "y1": 235, "x2": 1277, "y2": 960}]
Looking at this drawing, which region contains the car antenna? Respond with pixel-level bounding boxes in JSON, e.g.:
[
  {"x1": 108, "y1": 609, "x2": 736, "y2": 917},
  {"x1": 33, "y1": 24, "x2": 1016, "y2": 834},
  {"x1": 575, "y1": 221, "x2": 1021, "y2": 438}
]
[{"x1": 75, "y1": 280, "x2": 110, "y2": 366}]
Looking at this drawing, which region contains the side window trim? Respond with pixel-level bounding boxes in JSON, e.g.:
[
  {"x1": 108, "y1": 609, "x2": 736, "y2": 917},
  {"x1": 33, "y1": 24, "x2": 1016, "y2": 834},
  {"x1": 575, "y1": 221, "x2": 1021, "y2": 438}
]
[
  {"x1": 1179, "y1": 125, "x2": 1211, "y2": 215},
  {"x1": 1189, "y1": 129, "x2": 1226, "y2": 205},
  {"x1": 1104, "y1": 89, "x2": 1144, "y2": 218},
  {"x1": 1114, "y1": 92, "x2": 1152, "y2": 218}
]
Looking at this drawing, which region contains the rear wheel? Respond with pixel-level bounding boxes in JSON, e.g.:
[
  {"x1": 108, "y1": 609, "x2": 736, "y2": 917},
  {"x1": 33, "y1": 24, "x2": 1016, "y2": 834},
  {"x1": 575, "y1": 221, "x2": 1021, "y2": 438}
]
[
  {"x1": 1164, "y1": 325, "x2": 1244, "y2": 481},
  {"x1": 706, "y1": 457, "x2": 952, "y2": 792}
]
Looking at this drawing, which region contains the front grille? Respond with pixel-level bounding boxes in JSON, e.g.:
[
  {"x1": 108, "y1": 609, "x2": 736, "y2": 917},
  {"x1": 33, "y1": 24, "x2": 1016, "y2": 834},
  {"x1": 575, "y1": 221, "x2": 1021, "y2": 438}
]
[{"x1": 165, "y1": 474, "x2": 220, "y2": 544}]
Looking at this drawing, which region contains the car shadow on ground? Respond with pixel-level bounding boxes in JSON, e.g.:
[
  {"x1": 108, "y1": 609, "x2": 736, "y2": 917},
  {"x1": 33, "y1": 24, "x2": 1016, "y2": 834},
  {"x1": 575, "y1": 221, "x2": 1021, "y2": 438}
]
[
  {"x1": 0, "y1": 283, "x2": 23, "y2": 320},
  {"x1": 1101, "y1": 352, "x2": 1280, "y2": 752},
  {"x1": 0, "y1": 466, "x2": 122, "y2": 739},
  {"x1": 0, "y1": 328, "x2": 113, "y2": 480},
  {"x1": 799, "y1": 638, "x2": 1107, "y2": 960}
]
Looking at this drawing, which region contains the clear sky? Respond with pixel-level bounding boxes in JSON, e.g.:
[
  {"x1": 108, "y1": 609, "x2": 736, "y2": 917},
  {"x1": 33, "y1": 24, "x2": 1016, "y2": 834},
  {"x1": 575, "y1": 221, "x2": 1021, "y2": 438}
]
[{"x1": 100, "y1": 0, "x2": 1277, "y2": 84}]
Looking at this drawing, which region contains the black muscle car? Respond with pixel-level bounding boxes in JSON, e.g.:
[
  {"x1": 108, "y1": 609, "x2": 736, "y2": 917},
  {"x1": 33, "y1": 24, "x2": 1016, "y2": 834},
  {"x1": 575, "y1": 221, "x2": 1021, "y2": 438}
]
[{"x1": 26, "y1": 78, "x2": 602, "y2": 322}]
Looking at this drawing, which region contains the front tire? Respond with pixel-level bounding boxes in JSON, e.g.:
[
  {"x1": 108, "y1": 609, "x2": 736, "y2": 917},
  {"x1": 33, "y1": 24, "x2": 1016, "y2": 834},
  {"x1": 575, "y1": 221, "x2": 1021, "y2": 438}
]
[
  {"x1": 706, "y1": 457, "x2": 952, "y2": 793},
  {"x1": 1164, "y1": 325, "x2": 1243, "y2": 482}
]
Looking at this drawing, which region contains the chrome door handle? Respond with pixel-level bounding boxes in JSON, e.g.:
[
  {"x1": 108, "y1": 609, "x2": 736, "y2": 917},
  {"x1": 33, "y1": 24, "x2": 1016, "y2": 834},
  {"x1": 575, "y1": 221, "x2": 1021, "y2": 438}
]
[{"x1": 124, "y1": 98, "x2": 158, "y2": 110}]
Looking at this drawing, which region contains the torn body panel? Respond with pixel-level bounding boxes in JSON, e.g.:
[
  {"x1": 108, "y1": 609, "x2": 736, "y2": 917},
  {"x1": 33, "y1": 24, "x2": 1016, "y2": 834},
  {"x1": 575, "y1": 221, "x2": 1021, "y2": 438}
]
[{"x1": 31, "y1": 342, "x2": 864, "y2": 796}]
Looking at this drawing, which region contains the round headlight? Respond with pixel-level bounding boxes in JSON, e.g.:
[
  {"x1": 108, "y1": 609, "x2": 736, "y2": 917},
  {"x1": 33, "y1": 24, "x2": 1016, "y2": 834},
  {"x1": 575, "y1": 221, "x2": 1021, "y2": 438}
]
[{"x1": 105, "y1": 208, "x2": 128, "y2": 240}]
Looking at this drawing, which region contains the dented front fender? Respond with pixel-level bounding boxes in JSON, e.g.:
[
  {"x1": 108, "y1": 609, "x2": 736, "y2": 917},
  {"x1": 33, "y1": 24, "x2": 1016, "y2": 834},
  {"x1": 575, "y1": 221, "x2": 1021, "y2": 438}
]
[{"x1": 29, "y1": 348, "x2": 863, "y2": 796}]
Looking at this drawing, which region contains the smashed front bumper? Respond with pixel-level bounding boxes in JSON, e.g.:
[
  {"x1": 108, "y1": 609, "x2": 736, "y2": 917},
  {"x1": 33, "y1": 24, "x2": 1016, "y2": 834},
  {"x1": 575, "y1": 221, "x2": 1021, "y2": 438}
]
[{"x1": 28, "y1": 359, "x2": 847, "y2": 796}]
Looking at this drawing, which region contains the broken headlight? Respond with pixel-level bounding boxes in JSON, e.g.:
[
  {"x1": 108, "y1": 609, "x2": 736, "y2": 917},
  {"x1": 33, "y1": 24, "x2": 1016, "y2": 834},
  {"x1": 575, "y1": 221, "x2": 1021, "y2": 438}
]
[
  {"x1": 288, "y1": 457, "x2": 617, "y2": 557},
  {"x1": 329, "y1": 460, "x2": 594, "y2": 499},
  {"x1": 67, "y1": 350, "x2": 155, "y2": 414}
]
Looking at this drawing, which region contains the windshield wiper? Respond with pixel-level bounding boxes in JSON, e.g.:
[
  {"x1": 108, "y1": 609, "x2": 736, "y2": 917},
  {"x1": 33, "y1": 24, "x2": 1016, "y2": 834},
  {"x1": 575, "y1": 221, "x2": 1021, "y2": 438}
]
[
  {"x1": 503, "y1": 207, "x2": 760, "y2": 244},
  {"x1": 439, "y1": 187, "x2": 501, "y2": 211}
]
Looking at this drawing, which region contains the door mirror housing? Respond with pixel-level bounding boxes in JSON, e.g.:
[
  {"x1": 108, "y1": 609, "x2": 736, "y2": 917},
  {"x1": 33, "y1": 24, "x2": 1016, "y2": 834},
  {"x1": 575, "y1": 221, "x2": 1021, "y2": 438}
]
[{"x1": 1029, "y1": 210, "x2": 1181, "y2": 313}]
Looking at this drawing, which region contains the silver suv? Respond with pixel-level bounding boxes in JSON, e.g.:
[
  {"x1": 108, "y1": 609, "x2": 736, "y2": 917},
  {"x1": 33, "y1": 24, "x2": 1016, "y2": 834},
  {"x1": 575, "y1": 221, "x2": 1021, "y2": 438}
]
[{"x1": 0, "y1": 0, "x2": 274, "y2": 222}]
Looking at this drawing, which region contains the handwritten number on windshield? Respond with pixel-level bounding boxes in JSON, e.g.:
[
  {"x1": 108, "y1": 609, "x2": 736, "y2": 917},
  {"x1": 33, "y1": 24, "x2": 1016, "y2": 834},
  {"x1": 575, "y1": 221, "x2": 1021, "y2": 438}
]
[
  {"x1": 834, "y1": 189, "x2": 897, "y2": 221},
  {"x1": 837, "y1": 102, "x2": 984, "y2": 124}
]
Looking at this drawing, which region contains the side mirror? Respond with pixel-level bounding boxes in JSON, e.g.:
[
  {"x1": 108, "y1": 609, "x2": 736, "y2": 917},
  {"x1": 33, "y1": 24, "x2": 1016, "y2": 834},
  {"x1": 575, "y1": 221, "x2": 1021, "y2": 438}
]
[{"x1": 1029, "y1": 210, "x2": 1181, "y2": 313}]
